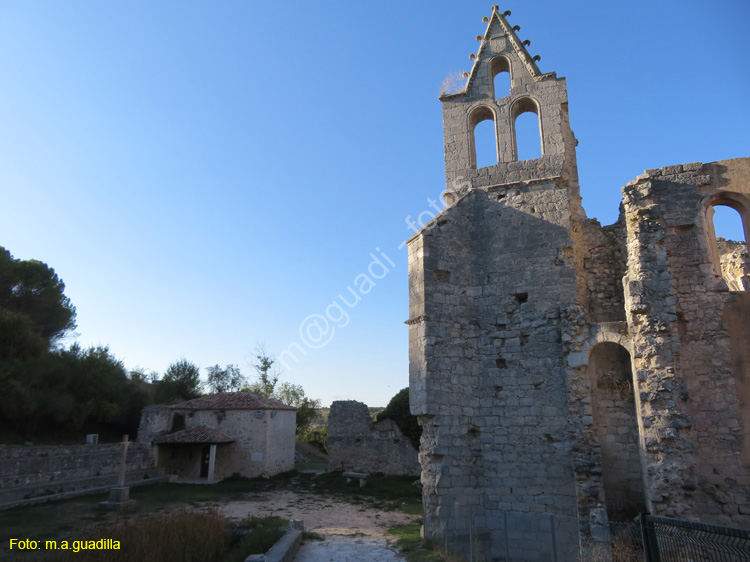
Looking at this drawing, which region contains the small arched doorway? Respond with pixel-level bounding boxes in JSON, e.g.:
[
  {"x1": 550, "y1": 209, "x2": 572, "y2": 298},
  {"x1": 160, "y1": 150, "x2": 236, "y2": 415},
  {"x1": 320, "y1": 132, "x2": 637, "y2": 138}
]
[{"x1": 588, "y1": 342, "x2": 646, "y2": 521}]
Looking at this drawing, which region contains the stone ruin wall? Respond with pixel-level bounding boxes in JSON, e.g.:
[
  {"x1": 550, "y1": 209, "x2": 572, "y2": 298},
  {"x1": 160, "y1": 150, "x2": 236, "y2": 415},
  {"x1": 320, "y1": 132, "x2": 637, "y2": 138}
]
[
  {"x1": 410, "y1": 184, "x2": 587, "y2": 559},
  {"x1": 618, "y1": 159, "x2": 750, "y2": 526},
  {"x1": 407, "y1": 8, "x2": 750, "y2": 559},
  {"x1": 327, "y1": 400, "x2": 420, "y2": 476},
  {"x1": 0, "y1": 443, "x2": 162, "y2": 509},
  {"x1": 410, "y1": 157, "x2": 750, "y2": 559}
]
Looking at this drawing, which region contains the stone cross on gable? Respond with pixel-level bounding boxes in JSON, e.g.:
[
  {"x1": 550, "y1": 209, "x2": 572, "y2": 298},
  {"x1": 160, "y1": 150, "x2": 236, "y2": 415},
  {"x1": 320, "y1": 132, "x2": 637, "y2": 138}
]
[{"x1": 117, "y1": 434, "x2": 130, "y2": 487}]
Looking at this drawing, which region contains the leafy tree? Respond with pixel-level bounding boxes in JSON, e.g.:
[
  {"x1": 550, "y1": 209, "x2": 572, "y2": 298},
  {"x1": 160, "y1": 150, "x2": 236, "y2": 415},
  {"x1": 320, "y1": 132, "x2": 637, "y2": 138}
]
[
  {"x1": 0, "y1": 247, "x2": 153, "y2": 441},
  {"x1": 155, "y1": 358, "x2": 202, "y2": 403},
  {"x1": 297, "y1": 426, "x2": 328, "y2": 455},
  {"x1": 0, "y1": 309, "x2": 47, "y2": 360},
  {"x1": 275, "y1": 381, "x2": 322, "y2": 430},
  {"x1": 245, "y1": 347, "x2": 320, "y2": 432},
  {"x1": 0, "y1": 247, "x2": 76, "y2": 348},
  {"x1": 377, "y1": 387, "x2": 421, "y2": 450},
  {"x1": 0, "y1": 344, "x2": 148, "y2": 440},
  {"x1": 58, "y1": 344, "x2": 149, "y2": 434},
  {"x1": 128, "y1": 367, "x2": 153, "y2": 383},
  {"x1": 248, "y1": 346, "x2": 279, "y2": 397},
  {"x1": 206, "y1": 364, "x2": 246, "y2": 393}
]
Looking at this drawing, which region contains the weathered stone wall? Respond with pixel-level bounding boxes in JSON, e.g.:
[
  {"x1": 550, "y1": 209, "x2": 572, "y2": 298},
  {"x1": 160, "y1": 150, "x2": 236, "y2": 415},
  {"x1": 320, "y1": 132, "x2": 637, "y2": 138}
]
[
  {"x1": 327, "y1": 400, "x2": 420, "y2": 476},
  {"x1": 410, "y1": 183, "x2": 586, "y2": 560},
  {"x1": 621, "y1": 159, "x2": 750, "y2": 526},
  {"x1": 0, "y1": 443, "x2": 162, "y2": 508},
  {"x1": 137, "y1": 405, "x2": 172, "y2": 444},
  {"x1": 579, "y1": 217, "x2": 627, "y2": 323}
]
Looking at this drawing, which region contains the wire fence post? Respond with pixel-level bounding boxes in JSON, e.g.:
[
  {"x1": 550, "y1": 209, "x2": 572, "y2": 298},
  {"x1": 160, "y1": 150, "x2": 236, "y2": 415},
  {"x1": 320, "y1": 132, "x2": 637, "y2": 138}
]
[
  {"x1": 640, "y1": 513, "x2": 662, "y2": 562},
  {"x1": 504, "y1": 511, "x2": 510, "y2": 561}
]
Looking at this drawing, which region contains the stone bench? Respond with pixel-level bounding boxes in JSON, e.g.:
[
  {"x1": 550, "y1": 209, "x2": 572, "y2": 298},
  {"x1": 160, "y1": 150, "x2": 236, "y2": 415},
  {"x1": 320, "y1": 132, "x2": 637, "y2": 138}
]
[{"x1": 342, "y1": 471, "x2": 368, "y2": 487}]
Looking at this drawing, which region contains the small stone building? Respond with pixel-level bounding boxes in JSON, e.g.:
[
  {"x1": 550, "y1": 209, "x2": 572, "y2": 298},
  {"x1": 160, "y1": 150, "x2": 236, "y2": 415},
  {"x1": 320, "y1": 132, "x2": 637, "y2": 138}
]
[
  {"x1": 407, "y1": 6, "x2": 750, "y2": 561},
  {"x1": 137, "y1": 392, "x2": 296, "y2": 482},
  {"x1": 328, "y1": 400, "x2": 420, "y2": 476}
]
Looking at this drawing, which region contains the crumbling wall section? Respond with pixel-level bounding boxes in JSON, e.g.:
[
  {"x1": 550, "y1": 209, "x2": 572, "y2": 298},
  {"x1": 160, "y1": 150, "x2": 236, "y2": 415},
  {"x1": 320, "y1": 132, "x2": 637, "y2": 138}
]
[
  {"x1": 327, "y1": 400, "x2": 420, "y2": 476},
  {"x1": 137, "y1": 405, "x2": 172, "y2": 444},
  {"x1": 579, "y1": 216, "x2": 627, "y2": 323},
  {"x1": 622, "y1": 160, "x2": 750, "y2": 526}
]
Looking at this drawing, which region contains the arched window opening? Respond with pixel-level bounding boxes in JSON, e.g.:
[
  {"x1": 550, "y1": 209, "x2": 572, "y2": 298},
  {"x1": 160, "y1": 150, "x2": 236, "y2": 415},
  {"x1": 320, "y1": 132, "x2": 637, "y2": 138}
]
[
  {"x1": 511, "y1": 97, "x2": 542, "y2": 161},
  {"x1": 709, "y1": 203, "x2": 748, "y2": 291},
  {"x1": 588, "y1": 342, "x2": 646, "y2": 522},
  {"x1": 490, "y1": 56, "x2": 511, "y2": 100},
  {"x1": 469, "y1": 106, "x2": 497, "y2": 169}
]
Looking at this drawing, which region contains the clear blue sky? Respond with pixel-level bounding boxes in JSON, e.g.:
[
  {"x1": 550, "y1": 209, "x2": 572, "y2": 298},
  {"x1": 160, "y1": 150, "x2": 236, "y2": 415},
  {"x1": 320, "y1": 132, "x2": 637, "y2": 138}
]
[{"x1": 1, "y1": 1, "x2": 748, "y2": 407}]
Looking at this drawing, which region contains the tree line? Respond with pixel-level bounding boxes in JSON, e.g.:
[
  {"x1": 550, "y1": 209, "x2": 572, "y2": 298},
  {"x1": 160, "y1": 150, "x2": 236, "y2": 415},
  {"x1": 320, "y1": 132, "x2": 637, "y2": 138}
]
[{"x1": 0, "y1": 246, "x2": 320, "y2": 443}]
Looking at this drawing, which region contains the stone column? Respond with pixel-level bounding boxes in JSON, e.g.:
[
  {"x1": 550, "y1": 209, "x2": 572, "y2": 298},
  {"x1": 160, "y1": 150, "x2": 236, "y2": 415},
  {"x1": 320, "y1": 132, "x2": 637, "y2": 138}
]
[{"x1": 207, "y1": 444, "x2": 217, "y2": 483}]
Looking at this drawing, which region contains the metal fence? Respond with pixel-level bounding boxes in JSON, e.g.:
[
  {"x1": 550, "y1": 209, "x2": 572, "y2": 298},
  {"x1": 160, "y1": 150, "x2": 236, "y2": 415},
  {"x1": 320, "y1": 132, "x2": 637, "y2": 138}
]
[{"x1": 640, "y1": 513, "x2": 750, "y2": 561}]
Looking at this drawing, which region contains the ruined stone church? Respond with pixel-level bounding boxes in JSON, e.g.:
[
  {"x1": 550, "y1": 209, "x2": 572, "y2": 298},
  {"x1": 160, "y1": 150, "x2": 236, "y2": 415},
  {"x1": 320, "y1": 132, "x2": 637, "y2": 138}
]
[{"x1": 407, "y1": 6, "x2": 749, "y2": 560}]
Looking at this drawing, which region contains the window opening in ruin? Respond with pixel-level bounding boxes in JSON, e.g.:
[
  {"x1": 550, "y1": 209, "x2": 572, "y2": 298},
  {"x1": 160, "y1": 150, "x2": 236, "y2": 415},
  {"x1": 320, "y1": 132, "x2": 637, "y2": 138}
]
[
  {"x1": 474, "y1": 120, "x2": 497, "y2": 169},
  {"x1": 490, "y1": 56, "x2": 511, "y2": 99},
  {"x1": 470, "y1": 106, "x2": 498, "y2": 169},
  {"x1": 511, "y1": 97, "x2": 542, "y2": 161},
  {"x1": 709, "y1": 204, "x2": 748, "y2": 291},
  {"x1": 171, "y1": 414, "x2": 185, "y2": 432},
  {"x1": 588, "y1": 342, "x2": 646, "y2": 521}
]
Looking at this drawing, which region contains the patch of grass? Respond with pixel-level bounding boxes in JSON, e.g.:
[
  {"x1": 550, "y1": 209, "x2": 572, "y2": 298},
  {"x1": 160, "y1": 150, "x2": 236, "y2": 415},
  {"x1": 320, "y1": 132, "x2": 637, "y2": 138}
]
[
  {"x1": 388, "y1": 522, "x2": 445, "y2": 562},
  {"x1": 223, "y1": 517, "x2": 287, "y2": 562},
  {"x1": 302, "y1": 531, "x2": 325, "y2": 541},
  {"x1": 308, "y1": 472, "x2": 422, "y2": 513},
  {"x1": 128, "y1": 472, "x2": 297, "y2": 511},
  {"x1": 294, "y1": 459, "x2": 329, "y2": 473},
  {"x1": 0, "y1": 492, "x2": 110, "y2": 542}
]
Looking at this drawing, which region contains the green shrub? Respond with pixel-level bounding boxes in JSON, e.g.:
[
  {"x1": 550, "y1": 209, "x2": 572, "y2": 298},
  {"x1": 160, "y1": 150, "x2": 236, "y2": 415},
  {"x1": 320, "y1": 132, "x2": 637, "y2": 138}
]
[
  {"x1": 224, "y1": 516, "x2": 287, "y2": 562},
  {"x1": 297, "y1": 426, "x2": 328, "y2": 455},
  {"x1": 376, "y1": 388, "x2": 421, "y2": 450}
]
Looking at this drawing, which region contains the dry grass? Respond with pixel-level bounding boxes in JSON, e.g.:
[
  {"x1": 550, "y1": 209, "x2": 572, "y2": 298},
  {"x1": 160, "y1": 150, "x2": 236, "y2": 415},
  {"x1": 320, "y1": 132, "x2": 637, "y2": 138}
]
[
  {"x1": 14, "y1": 509, "x2": 227, "y2": 562},
  {"x1": 579, "y1": 537, "x2": 644, "y2": 562},
  {"x1": 440, "y1": 72, "x2": 466, "y2": 95}
]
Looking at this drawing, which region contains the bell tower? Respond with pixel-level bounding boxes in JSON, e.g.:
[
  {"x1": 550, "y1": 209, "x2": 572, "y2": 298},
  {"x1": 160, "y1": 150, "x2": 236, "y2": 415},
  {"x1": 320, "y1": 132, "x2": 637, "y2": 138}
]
[
  {"x1": 408, "y1": 6, "x2": 599, "y2": 561},
  {"x1": 440, "y1": 5, "x2": 579, "y2": 203}
]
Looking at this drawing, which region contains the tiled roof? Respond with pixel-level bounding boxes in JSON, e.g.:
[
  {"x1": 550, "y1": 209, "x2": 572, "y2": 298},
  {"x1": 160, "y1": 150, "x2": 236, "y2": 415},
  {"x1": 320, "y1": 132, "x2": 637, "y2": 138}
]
[
  {"x1": 153, "y1": 425, "x2": 235, "y2": 444},
  {"x1": 171, "y1": 392, "x2": 296, "y2": 411}
]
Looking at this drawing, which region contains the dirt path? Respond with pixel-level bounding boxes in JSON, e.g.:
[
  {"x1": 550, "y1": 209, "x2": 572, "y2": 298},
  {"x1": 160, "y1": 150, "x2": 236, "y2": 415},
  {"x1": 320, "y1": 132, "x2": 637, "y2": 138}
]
[{"x1": 218, "y1": 489, "x2": 418, "y2": 538}]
